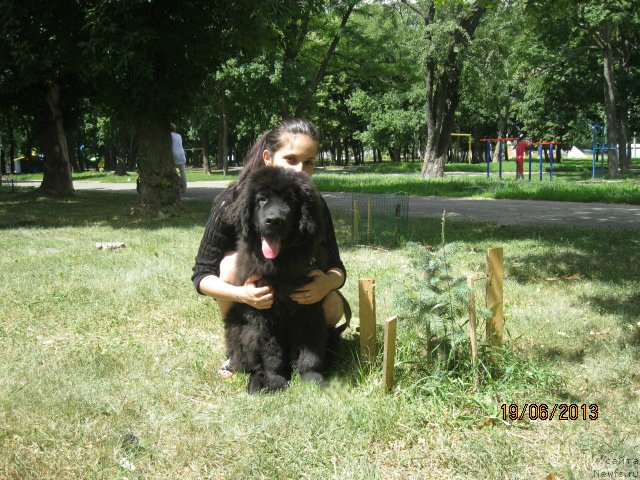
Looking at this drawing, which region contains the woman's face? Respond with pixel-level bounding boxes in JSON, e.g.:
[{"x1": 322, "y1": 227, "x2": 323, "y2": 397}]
[{"x1": 262, "y1": 134, "x2": 318, "y2": 176}]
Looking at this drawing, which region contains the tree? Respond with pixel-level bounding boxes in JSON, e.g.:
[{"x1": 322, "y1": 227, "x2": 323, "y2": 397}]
[
  {"x1": 0, "y1": 0, "x2": 87, "y2": 196},
  {"x1": 400, "y1": 0, "x2": 487, "y2": 178},
  {"x1": 82, "y1": 0, "x2": 265, "y2": 208},
  {"x1": 526, "y1": 0, "x2": 640, "y2": 175}
]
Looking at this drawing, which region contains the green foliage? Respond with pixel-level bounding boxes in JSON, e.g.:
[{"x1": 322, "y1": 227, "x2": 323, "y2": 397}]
[{"x1": 392, "y1": 215, "x2": 490, "y2": 372}]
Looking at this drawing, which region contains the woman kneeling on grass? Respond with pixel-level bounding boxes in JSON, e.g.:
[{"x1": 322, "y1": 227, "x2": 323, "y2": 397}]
[{"x1": 191, "y1": 118, "x2": 348, "y2": 377}]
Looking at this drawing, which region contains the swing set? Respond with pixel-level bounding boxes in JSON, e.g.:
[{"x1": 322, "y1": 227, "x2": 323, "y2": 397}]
[{"x1": 480, "y1": 137, "x2": 562, "y2": 181}]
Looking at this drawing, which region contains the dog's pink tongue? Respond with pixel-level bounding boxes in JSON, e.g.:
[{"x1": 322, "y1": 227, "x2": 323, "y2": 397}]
[{"x1": 261, "y1": 237, "x2": 280, "y2": 259}]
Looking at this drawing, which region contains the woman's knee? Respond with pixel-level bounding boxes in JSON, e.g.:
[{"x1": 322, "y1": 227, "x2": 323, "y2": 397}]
[{"x1": 322, "y1": 291, "x2": 344, "y2": 327}]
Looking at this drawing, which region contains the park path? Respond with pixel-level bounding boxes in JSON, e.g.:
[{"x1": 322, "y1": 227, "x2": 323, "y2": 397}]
[{"x1": 8, "y1": 179, "x2": 640, "y2": 230}]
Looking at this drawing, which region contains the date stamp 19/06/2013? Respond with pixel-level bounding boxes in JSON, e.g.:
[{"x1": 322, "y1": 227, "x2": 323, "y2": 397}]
[{"x1": 500, "y1": 403, "x2": 599, "y2": 421}]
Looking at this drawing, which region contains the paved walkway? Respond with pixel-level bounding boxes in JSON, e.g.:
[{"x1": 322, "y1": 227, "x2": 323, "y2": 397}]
[{"x1": 8, "y1": 179, "x2": 640, "y2": 230}]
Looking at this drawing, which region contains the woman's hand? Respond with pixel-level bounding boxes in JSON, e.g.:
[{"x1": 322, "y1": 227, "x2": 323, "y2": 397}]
[
  {"x1": 290, "y1": 269, "x2": 333, "y2": 305},
  {"x1": 242, "y1": 275, "x2": 274, "y2": 309}
]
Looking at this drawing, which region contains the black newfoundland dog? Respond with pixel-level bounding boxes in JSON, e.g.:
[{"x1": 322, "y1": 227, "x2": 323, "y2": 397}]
[{"x1": 223, "y1": 167, "x2": 331, "y2": 394}]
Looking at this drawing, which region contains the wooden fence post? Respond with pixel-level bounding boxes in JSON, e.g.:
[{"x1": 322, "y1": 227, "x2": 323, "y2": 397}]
[
  {"x1": 467, "y1": 276, "x2": 478, "y2": 365},
  {"x1": 359, "y1": 278, "x2": 376, "y2": 361},
  {"x1": 367, "y1": 197, "x2": 373, "y2": 243},
  {"x1": 353, "y1": 199, "x2": 360, "y2": 244},
  {"x1": 383, "y1": 316, "x2": 398, "y2": 391},
  {"x1": 486, "y1": 247, "x2": 504, "y2": 346}
]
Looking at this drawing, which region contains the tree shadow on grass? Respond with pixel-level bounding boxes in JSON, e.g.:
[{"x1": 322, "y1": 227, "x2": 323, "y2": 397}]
[
  {"x1": 2, "y1": 188, "x2": 639, "y2": 289},
  {"x1": 582, "y1": 292, "x2": 640, "y2": 347},
  {"x1": 0, "y1": 189, "x2": 214, "y2": 231},
  {"x1": 506, "y1": 250, "x2": 633, "y2": 284}
]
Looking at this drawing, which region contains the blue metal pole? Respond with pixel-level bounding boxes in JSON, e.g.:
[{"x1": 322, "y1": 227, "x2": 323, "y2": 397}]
[
  {"x1": 549, "y1": 143, "x2": 554, "y2": 181},
  {"x1": 601, "y1": 128, "x2": 606, "y2": 177},
  {"x1": 498, "y1": 141, "x2": 503, "y2": 179},
  {"x1": 485, "y1": 141, "x2": 490, "y2": 178},
  {"x1": 539, "y1": 144, "x2": 543, "y2": 181},
  {"x1": 592, "y1": 124, "x2": 597, "y2": 179}
]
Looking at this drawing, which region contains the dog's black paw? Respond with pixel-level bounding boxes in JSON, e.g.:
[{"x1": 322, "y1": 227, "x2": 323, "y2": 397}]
[
  {"x1": 247, "y1": 372, "x2": 267, "y2": 394},
  {"x1": 300, "y1": 371, "x2": 324, "y2": 386},
  {"x1": 265, "y1": 373, "x2": 288, "y2": 392},
  {"x1": 248, "y1": 372, "x2": 288, "y2": 394}
]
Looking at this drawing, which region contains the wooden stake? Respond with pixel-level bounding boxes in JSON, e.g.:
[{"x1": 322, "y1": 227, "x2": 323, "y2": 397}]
[
  {"x1": 353, "y1": 199, "x2": 360, "y2": 244},
  {"x1": 367, "y1": 197, "x2": 373, "y2": 243},
  {"x1": 467, "y1": 276, "x2": 478, "y2": 365},
  {"x1": 486, "y1": 247, "x2": 504, "y2": 346},
  {"x1": 383, "y1": 316, "x2": 398, "y2": 391},
  {"x1": 359, "y1": 278, "x2": 376, "y2": 361}
]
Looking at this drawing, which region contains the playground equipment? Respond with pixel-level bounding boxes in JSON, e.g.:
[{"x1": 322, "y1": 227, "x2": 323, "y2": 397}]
[
  {"x1": 590, "y1": 123, "x2": 615, "y2": 179},
  {"x1": 480, "y1": 137, "x2": 561, "y2": 181},
  {"x1": 449, "y1": 133, "x2": 473, "y2": 164},
  {"x1": 480, "y1": 137, "x2": 517, "y2": 179}
]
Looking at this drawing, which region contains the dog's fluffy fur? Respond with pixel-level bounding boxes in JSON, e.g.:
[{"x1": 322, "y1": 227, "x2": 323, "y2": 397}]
[{"x1": 223, "y1": 168, "x2": 329, "y2": 394}]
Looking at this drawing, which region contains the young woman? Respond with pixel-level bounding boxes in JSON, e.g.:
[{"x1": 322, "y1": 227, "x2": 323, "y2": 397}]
[{"x1": 192, "y1": 118, "x2": 348, "y2": 376}]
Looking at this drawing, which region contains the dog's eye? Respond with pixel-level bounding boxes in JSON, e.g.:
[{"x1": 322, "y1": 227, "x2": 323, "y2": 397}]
[{"x1": 256, "y1": 194, "x2": 268, "y2": 205}]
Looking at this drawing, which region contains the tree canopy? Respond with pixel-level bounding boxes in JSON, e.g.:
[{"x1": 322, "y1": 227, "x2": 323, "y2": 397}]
[{"x1": 1, "y1": 0, "x2": 639, "y2": 202}]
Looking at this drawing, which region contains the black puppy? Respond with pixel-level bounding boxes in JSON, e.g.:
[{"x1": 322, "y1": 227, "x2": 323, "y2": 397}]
[{"x1": 223, "y1": 168, "x2": 329, "y2": 394}]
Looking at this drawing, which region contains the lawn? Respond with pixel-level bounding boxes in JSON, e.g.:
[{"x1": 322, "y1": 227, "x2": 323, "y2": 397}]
[
  {"x1": 1, "y1": 189, "x2": 638, "y2": 478},
  {"x1": 6, "y1": 157, "x2": 640, "y2": 204}
]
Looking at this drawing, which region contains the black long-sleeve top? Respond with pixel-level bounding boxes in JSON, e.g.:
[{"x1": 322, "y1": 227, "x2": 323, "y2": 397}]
[{"x1": 192, "y1": 188, "x2": 346, "y2": 293}]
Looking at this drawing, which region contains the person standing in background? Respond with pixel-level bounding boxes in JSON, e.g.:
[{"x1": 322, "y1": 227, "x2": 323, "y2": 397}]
[
  {"x1": 171, "y1": 123, "x2": 187, "y2": 192},
  {"x1": 515, "y1": 136, "x2": 528, "y2": 180}
]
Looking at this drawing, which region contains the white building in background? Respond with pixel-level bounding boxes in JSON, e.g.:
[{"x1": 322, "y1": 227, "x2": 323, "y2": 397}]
[{"x1": 567, "y1": 146, "x2": 588, "y2": 158}]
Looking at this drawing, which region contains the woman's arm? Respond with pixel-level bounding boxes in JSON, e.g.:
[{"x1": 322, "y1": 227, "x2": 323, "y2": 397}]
[{"x1": 198, "y1": 273, "x2": 273, "y2": 309}]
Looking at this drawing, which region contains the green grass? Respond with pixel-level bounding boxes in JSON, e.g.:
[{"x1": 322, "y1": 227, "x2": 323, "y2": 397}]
[
  {"x1": 4, "y1": 169, "x2": 239, "y2": 183},
  {"x1": 1, "y1": 189, "x2": 639, "y2": 478},
  {"x1": 313, "y1": 172, "x2": 640, "y2": 204},
  {"x1": 6, "y1": 157, "x2": 640, "y2": 204}
]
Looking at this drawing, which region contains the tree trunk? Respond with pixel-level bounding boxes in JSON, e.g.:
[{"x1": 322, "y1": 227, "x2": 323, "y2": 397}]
[
  {"x1": 619, "y1": 110, "x2": 630, "y2": 173},
  {"x1": 601, "y1": 29, "x2": 619, "y2": 177},
  {"x1": 201, "y1": 129, "x2": 211, "y2": 174},
  {"x1": 67, "y1": 134, "x2": 79, "y2": 172},
  {"x1": 218, "y1": 92, "x2": 228, "y2": 174},
  {"x1": 556, "y1": 144, "x2": 562, "y2": 164},
  {"x1": 343, "y1": 139, "x2": 350, "y2": 166},
  {"x1": 39, "y1": 83, "x2": 74, "y2": 197},
  {"x1": 5, "y1": 110, "x2": 16, "y2": 174},
  {"x1": 136, "y1": 118, "x2": 180, "y2": 209},
  {"x1": 114, "y1": 129, "x2": 128, "y2": 175},
  {"x1": 419, "y1": 4, "x2": 486, "y2": 178}
]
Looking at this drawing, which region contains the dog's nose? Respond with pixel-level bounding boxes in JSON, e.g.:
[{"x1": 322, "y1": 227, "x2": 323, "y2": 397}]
[{"x1": 265, "y1": 215, "x2": 284, "y2": 226}]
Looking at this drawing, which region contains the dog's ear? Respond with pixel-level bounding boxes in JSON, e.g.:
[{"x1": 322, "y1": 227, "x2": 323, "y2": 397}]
[
  {"x1": 224, "y1": 185, "x2": 253, "y2": 238},
  {"x1": 296, "y1": 182, "x2": 325, "y2": 242}
]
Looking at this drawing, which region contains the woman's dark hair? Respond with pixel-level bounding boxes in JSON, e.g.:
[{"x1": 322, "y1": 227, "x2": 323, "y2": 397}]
[{"x1": 232, "y1": 118, "x2": 319, "y2": 193}]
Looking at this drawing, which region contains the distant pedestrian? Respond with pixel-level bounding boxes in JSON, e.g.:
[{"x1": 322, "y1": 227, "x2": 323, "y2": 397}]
[
  {"x1": 515, "y1": 136, "x2": 528, "y2": 180},
  {"x1": 171, "y1": 123, "x2": 187, "y2": 192}
]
